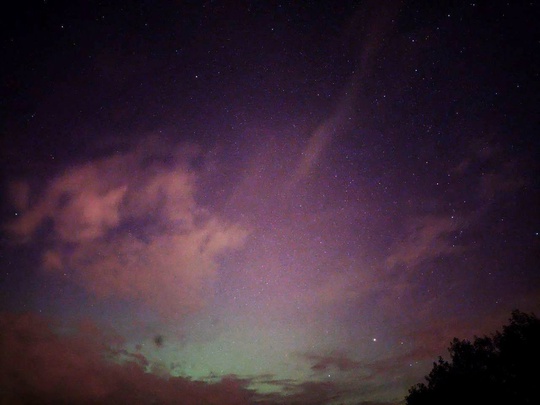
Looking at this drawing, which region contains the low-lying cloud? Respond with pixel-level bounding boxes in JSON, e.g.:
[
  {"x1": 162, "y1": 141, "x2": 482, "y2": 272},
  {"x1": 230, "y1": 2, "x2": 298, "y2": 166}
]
[{"x1": 0, "y1": 312, "x2": 255, "y2": 404}]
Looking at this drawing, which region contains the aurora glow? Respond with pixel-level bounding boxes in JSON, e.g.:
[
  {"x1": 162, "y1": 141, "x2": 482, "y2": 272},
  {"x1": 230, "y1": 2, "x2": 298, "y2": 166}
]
[{"x1": 1, "y1": 1, "x2": 538, "y2": 404}]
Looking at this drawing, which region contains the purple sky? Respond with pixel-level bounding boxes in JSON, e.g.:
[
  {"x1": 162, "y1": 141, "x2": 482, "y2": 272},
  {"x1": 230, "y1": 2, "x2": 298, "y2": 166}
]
[{"x1": 1, "y1": 1, "x2": 539, "y2": 404}]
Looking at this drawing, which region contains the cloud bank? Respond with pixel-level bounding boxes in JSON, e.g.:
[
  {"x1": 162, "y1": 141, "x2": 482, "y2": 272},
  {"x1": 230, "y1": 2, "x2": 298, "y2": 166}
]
[{"x1": 0, "y1": 312, "x2": 255, "y2": 405}]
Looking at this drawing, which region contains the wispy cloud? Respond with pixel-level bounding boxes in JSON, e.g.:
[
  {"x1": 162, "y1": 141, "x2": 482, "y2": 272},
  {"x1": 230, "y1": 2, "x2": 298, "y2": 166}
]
[{"x1": 386, "y1": 214, "x2": 463, "y2": 269}]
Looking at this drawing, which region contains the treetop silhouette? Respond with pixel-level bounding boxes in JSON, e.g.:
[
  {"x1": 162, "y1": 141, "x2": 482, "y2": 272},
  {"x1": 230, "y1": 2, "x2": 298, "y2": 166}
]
[{"x1": 406, "y1": 310, "x2": 540, "y2": 405}]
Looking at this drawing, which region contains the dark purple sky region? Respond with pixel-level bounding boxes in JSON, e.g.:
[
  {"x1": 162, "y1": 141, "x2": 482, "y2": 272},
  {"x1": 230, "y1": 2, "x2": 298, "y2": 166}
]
[{"x1": 1, "y1": 1, "x2": 539, "y2": 404}]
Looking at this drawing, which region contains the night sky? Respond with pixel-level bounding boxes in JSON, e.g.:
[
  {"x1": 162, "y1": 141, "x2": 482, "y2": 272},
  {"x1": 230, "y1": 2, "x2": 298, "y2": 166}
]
[{"x1": 1, "y1": 1, "x2": 539, "y2": 404}]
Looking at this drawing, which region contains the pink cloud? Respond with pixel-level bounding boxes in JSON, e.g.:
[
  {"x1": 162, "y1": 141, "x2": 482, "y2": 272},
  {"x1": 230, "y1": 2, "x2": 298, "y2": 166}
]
[
  {"x1": 4, "y1": 142, "x2": 248, "y2": 319},
  {"x1": 58, "y1": 222, "x2": 247, "y2": 316},
  {"x1": 56, "y1": 184, "x2": 128, "y2": 242},
  {"x1": 6, "y1": 160, "x2": 129, "y2": 243},
  {"x1": 42, "y1": 249, "x2": 63, "y2": 271}
]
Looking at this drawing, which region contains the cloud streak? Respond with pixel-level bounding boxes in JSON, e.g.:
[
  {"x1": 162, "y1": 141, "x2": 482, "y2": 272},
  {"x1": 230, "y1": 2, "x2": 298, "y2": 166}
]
[
  {"x1": 302, "y1": 352, "x2": 363, "y2": 373},
  {"x1": 386, "y1": 214, "x2": 463, "y2": 269}
]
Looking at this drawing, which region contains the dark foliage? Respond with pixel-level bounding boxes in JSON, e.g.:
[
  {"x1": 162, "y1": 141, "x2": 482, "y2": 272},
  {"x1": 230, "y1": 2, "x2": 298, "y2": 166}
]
[{"x1": 406, "y1": 310, "x2": 540, "y2": 405}]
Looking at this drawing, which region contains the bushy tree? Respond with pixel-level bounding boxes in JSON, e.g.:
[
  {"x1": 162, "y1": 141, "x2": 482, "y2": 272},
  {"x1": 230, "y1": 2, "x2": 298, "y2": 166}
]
[{"x1": 406, "y1": 310, "x2": 540, "y2": 405}]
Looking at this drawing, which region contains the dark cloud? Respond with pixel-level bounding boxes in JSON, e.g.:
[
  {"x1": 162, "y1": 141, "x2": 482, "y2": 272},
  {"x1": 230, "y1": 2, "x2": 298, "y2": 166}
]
[
  {"x1": 302, "y1": 352, "x2": 363, "y2": 373},
  {"x1": 154, "y1": 334, "x2": 165, "y2": 348}
]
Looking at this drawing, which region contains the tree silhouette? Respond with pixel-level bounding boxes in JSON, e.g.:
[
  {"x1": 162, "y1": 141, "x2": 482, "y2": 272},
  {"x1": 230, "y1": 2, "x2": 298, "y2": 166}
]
[{"x1": 406, "y1": 310, "x2": 540, "y2": 405}]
